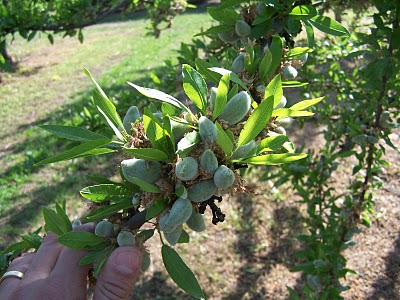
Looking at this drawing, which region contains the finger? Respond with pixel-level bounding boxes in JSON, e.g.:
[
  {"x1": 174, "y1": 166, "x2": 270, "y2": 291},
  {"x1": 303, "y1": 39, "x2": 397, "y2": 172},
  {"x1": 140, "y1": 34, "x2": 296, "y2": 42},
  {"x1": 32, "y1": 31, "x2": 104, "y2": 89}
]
[
  {"x1": 47, "y1": 223, "x2": 95, "y2": 295},
  {"x1": 0, "y1": 253, "x2": 34, "y2": 294},
  {"x1": 23, "y1": 232, "x2": 63, "y2": 282},
  {"x1": 94, "y1": 246, "x2": 143, "y2": 300}
]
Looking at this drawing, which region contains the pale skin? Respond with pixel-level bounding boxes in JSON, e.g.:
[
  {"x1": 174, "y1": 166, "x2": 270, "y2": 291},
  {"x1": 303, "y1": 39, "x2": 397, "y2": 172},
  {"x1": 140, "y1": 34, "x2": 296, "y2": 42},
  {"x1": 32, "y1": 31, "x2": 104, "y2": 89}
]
[{"x1": 0, "y1": 223, "x2": 143, "y2": 300}]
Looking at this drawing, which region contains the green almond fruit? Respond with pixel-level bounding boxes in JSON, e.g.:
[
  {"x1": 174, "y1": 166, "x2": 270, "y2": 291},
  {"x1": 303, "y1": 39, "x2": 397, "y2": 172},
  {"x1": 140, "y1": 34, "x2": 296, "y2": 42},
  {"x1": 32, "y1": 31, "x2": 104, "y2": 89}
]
[
  {"x1": 200, "y1": 149, "x2": 219, "y2": 174},
  {"x1": 231, "y1": 53, "x2": 245, "y2": 74},
  {"x1": 255, "y1": 3, "x2": 266, "y2": 15},
  {"x1": 187, "y1": 179, "x2": 217, "y2": 202},
  {"x1": 95, "y1": 220, "x2": 114, "y2": 238},
  {"x1": 275, "y1": 95, "x2": 287, "y2": 109},
  {"x1": 176, "y1": 131, "x2": 200, "y2": 155},
  {"x1": 299, "y1": 53, "x2": 308, "y2": 64},
  {"x1": 235, "y1": 20, "x2": 251, "y2": 37},
  {"x1": 72, "y1": 219, "x2": 82, "y2": 229},
  {"x1": 175, "y1": 157, "x2": 199, "y2": 181},
  {"x1": 186, "y1": 208, "x2": 206, "y2": 232},
  {"x1": 117, "y1": 231, "x2": 136, "y2": 246},
  {"x1": 352, "y1": 134, "x2": 369, "y2": 145},
  {"x1": 159, "y1": 212, "x2": 173, "y2": 233},
  {"x1": 198, "y1": 116, "x2": 217, "y2": 143},
  {"x1": 165, "y1": 198, "x2": 193, "y2": 233},
  {"x1": 218, "y1": 91, "x2": 251, "y2": 125},
  {"x1": 171, "y1": 119, "x2": 192, "y2": 143},
  {"x1": 367, "y1": 135, "x2": 379, "y2": 144},
  {"x1": 213, "y1": 165, "x2": 235, "y2": 189},
  {"x1": 121, "y1": 158, "x2": 161, "y2": 184},
  {"x1": 379, "y1": 110, "x2": 390, "y2": 126},
  {"x1": 153, "y1": 112, "x2": 163, "y2": 122},
  {"x1": 141, "y1": 252, "x2": 151, "y2": 272},
  {"x1": 123, "y1": 106, "x2": 141, "y2": 132},
  {"x1": 274, "y1": 126, "x2": 286, "y2": 135},
  {"x1": 277, "y1": 117, "x2": 293, "y2": 128},
  {"x1": 164, "y1": 225, "x2": 182, "y2": 246},
  {"x1": 131, "y1": 193, "x2": 141, "y2": 206},
  {"x1": 231, "y1": 140, "x2": 257, "y2": 160},
  {"x1": 282, "y1": 65, "x2": 298, "y2": 80},
  {"x1": 218, "y1": 30, "x2": 240, "y2": 43},
  {"x1": 209, "y1": 87, "x2": 218, "y2": 112}
]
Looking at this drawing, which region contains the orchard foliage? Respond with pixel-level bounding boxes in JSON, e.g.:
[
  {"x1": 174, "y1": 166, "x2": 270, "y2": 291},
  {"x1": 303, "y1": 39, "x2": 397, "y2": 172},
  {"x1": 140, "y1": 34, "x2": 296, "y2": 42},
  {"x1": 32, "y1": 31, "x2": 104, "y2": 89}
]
[
  {"x1": 1, "y1": 0, "x2": 399, "y2": 299},
  {"x1": 0, "y1": 0, "x2": 191, "y2": 65}
]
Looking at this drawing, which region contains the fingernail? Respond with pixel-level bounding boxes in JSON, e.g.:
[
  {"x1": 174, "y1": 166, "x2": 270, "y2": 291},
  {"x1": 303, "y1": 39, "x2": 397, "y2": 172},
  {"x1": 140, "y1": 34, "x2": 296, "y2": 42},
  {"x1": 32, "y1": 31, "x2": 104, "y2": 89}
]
[{"x1": 114, "y1": 248, "x2": 142, "y2": 276}]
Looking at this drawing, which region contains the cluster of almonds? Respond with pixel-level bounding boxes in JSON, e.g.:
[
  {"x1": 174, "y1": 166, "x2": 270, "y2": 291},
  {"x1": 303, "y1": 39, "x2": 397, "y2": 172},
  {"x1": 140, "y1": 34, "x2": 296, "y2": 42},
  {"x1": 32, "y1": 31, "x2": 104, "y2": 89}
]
[{"x1": 98, "y1": 89, "x2": 257, "y2": 247}]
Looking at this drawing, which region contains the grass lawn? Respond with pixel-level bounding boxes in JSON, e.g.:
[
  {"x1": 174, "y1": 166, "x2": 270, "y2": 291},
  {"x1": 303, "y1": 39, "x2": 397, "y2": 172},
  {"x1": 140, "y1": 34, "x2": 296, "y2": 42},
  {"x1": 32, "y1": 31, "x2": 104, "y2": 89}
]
[{"x1": 0, "y1": 7, "x2": 214, "y2": 247}]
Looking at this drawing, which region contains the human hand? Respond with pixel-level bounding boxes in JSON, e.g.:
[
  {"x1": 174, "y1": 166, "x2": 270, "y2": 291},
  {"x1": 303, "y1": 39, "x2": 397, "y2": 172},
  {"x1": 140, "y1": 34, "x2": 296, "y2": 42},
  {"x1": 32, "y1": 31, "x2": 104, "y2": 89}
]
[{"x1": 0, "y1": 224, "x2": 143, "y2": 300}]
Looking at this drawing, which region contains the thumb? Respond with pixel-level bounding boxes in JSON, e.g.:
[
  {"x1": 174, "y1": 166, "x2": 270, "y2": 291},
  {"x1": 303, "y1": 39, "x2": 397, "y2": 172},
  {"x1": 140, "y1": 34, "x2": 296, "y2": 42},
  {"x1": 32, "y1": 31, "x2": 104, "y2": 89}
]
[{"x1": 94, "y1": 246, "x2": 143, "y2": 300}]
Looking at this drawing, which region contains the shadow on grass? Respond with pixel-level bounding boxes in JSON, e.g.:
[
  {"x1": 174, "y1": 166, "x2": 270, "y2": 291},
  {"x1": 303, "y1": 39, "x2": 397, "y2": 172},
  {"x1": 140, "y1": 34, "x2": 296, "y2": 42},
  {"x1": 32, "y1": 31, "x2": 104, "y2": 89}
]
[
  {"x1": 366, "y1": 230, "x2": 400, "y2": 300},
  {"x1": 0, "y1": 64, "x2": 173, "y2": 249},
  {"x1": 222, "y1": 192, "x2": 305, "y2": 300},
  {"x1": 131, "y1": 271, "x2": 190, "y2": 300}
]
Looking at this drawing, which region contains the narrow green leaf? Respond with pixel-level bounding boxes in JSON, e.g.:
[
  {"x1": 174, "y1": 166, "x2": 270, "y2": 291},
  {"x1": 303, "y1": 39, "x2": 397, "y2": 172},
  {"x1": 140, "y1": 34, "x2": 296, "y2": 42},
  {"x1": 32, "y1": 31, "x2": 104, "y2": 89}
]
[
  {"x1": 162, "y1": 245, "x2": 205, "y2": 299},
  {"x1": 21, "y1": 233, "x2": 42, "y2": 250},
  {"x1": 0, "y1": 241, "x2": 28, "y2": 259},
  {"x1": 272, "y1": 109, "x2": 314, "y2": 118},
  {"x1": 207, "y1": 7, "x2": 240, "y2": 25},
  {"x1": 289, "y1": 5, "x2": 318, "y2": 20},
  {"x1": 195, "y1": 58, "x2": 221, "y2": 83},
  {"x1": 282, "y1": 81, "x2": 309, "y2": 88},
  {"x1": 55, "y1": 202, "x2": 72, "y2": 232},
  {"x1": 177, "y1": 230, "x2": 190, "y2": 244},
  {"x1": 94, "y1": 100, "x2": 125, "y2": 142},
  {"x1": 123, "y1": 148, "x2": 169, "y2": 161},
  {"x1": 212, "y1": 73, "x2": 230, "y2": 120},
  {"x1": 302, "y1": 20, "x2": 315, "y2": 48},
  {"x1": 35, "y1": 138, "x2": 111, "y2": 166},
  {"x1": 39, "y1": 125, "x2": 108, "y2": 142},
  {"x1": 258, "y1": 135, "x2": 289, "y2": 153},
  {"x1": 137, "y1": 229, "x2": 155, "y2": 242},
  {"x1": 265, "y1": 74, "x2": 283, "y2": 108},
  {"x1": 143, "y1": 108, "x2": 165, "y2": 151},
  {"x1": 182, "y1": 64, "x2": 208, "y2": 114},
  {"x1": 285, "y1": 47, "x2": 313, "y2": 59},
  {"x1": 227, "y1": 84, "x2": 238, "y2": 100},
  {"x1": 309, "y1": 15, "x2": 350, "y2": 37},
  {"x1": 84, "y1": 68, "x2": 113, "y2": 106},
  {"x1": 80, "y1": 184, "x2": 133, "y2": 202},
  {"x1": 127, "y1": 82, "x2": 191, "y2": 114},
  {"x1": 237, "y1": 96, "x2": 274, "y2": 148},
  {"x1": 267, "y1": 35, "x2": 283, "y2": 77},
  {"x1": 162, "y1": 103, "x2": 177, "y2": 116},
  {"x1": 80, "y1": 244, "x2": 114, "y2": 265},
  {"x1": 259, "y1": 49, "x2": 272, "y2": 81},
  {"x1": 193, "y1": 25, "x2": 233, "y2": 37},
  {"x1": 290, "y1": 97, "x2": 324, "y2": 110},
  {"x1": 241, "y1": 153, "x2": 307, "y2": 165},
  {"x1": 208, "y1": 67, "x2": 252, "y2": 96},
  {"x1": 217, "y1": 0, "x2": 247, "y2": 9},
  {"x1": 131, "y1": 177, "x2": 160, "y2": 193},
  {"x1": 215, "y1": 122, "x2": 233, "y2": 154},
  {"x1": 146, "y1": 199, "x2": 169, "y2": 220},
  {"x1": 58, "y1": 231, "x2": 105, "y2": 250},
  {"x1": 93, "y1": 245, "x2": 114, "y2": 278},
  {"x1": 252, "y1": 6, "x2": 276, "y2": 25},
  {"x1": 42, "y1": 207, "x2": 69, "y2": 236},
  {"x1": 84, "y1": 199, "x2": 133, "y2": 222},
  {"x1": 74, "y1": 148, "x2": 116, "y2": 159}
]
